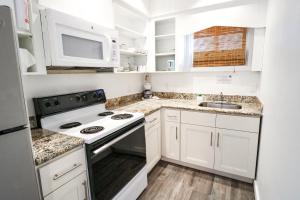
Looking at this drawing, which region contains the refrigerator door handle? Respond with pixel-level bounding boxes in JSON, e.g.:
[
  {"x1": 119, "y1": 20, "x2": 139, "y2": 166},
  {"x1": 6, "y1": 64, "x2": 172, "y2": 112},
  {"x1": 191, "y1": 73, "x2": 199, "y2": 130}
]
[{"x1": 0, "y1": 125, "x2": 27, "y2": 136}]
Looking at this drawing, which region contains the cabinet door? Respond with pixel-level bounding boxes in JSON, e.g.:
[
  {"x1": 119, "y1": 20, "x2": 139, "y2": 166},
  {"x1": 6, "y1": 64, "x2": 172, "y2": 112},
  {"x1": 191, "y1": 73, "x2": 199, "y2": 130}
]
[
  {"x1": 181, "y1": 124, "x2": 215, "y2": 168},
  {"x1": 44, "y1": 173, "x2": 88, "y2": 200},
  {"x1": 162, "y1": 121, "x2": 180, "y2": 160},
  {"x1": 146, "y1": 123, "x2": 161, "y2": 172},
  {"x1": 214, "y1": 129, "x2": 259, "y2": 178}
]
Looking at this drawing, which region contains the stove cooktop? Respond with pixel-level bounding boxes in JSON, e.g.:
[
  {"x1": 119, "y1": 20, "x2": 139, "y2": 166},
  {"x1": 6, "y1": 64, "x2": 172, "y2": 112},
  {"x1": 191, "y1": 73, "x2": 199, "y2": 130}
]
[{"x1": 41, "y1": 104, "x2": 144, "y2": 144}]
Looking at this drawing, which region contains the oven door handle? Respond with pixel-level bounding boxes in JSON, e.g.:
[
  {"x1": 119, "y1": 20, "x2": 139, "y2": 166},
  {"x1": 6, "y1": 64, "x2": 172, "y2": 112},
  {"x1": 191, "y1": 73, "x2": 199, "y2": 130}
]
[{"x1": 92, "y1": 123, "x2": 145, "y2": 156}]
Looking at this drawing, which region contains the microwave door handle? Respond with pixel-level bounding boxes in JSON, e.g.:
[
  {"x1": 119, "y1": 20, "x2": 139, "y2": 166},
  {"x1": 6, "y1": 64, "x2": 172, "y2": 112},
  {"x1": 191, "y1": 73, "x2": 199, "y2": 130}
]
[{"x1": 92, "y1": 123, "x2": 145, "y2": 156}]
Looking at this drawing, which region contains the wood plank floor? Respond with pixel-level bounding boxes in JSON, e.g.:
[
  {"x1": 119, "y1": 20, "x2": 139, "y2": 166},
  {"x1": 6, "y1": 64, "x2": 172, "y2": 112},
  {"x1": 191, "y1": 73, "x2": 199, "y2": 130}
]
[{"x1": 138, "y1": 161, "x2": 255, "y2": 200}]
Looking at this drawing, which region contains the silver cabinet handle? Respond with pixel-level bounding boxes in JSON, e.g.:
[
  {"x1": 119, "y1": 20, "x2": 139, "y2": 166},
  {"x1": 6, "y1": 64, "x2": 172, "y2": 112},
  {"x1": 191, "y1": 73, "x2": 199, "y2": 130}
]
[
  {"x1": 210, "y1": 132, "x2": 213, "y2": 146},
  {"x1": 53, "y1": 163, "x2": 82, "y2": 180},
  {"x1": 82, "y1": 180, "x2": 88, "y2": 200},
  {"x1": 217, "y1": 132, "x2": 220, "y2": 147},
  {"x1": 149, "y1": 118, "x2": 157, "y2": 124},
  {"x1": 176, "y1": 127, "x2": 178, "y2": 140},
  {"x1": 168, "y1": 115, "x2": 177, "y2": 119}
]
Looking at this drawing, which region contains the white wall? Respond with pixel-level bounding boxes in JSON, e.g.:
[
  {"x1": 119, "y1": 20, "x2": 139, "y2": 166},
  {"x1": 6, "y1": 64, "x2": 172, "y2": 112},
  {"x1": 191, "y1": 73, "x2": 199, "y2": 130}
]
[
  {"x1": 149, "y1": 0, "x2": 266, "y2": 18},
  {"x1": 115, "y1": 0, "x2": 150, "y2": 16},
  {"x1": 150, "y1": 71, "x2": 260, "y2": 96},
  {"x1": 38, "y1": 0, "x2": 114, "y2": 28},
  {"x1": 23, "y1": 0, "x2": 144, "y2": 116},
  {"x1": 177, "y1": 1, "x2": 267, "y2": 34},
  {"x1": 22, "y1": 74, "x2": 144, "y2": 116},
  {"x1": 255, "y1": 0, "x2": 300, "y2": 199}
]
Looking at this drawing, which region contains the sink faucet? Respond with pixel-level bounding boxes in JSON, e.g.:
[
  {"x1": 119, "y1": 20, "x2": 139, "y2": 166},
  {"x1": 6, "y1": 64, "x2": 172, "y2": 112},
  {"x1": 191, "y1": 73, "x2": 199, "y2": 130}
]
[{"x1": 220, "y1": 92, "x2": 224, "y2": 102}]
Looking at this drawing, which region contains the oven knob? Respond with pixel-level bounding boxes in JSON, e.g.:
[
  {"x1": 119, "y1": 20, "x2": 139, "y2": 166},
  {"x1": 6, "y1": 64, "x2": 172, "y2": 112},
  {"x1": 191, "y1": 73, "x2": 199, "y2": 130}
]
[
  {"x1": 76, "y1": 96, "x2": 81, "y2": 102},
  {"x1": 54, "y1": 100, "x2": 60, "y2": 106},
  {"x1": 93, "y1": 92, "x2": 98, "y2": 99},
  {"x1": 45, "y1": 102, "x2": 51, "y2": 108},
  {"x1": 82, "y1": 95, "x2": 87, "y2": 101}
]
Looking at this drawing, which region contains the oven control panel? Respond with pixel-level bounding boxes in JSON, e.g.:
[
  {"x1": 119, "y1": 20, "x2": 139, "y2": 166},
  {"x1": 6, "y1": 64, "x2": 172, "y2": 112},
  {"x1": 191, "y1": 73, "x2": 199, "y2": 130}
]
[{"x1": 33, "y1": 89, "x2": 106, "y2": 127}]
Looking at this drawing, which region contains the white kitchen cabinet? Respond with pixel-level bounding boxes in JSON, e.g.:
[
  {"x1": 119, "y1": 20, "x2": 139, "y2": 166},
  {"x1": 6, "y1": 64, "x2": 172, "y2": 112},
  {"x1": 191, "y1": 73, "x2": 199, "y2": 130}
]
[
  {"x1": 38, "y1": 148, "x2": 89, "y2": 199},
  {"x1": 162, "y1": 121, "x2": 180, "y2": 160},
  {"x1": 181, "y1": 124, "x2": 215, "y2": 168},
  {"x1": 214, "y1": 128, "x2": 259, "y2": 178},
  {"x1": 39, "y1": 148, "x2": 87, "y2": 196},
  {"x1": 216, "y1": 114, "x2": 260, "y2": 133},
  {"x1": 146, "y1": 123, "x2": 161, "y2": 172},
  {"x1": 181, "y1": 111, "x2": 216, "y2": 127},
  {"x1": 44, "y1": 173, "x2": 88, "y2": 200}
]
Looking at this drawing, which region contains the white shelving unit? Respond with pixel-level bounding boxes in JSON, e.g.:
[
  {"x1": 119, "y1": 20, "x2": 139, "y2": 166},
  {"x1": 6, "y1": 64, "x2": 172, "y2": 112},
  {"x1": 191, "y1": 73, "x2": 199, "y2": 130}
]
[
  {"x1": 113, "y1": 2, "x2": 149, "y2": 73},
  {"x1": 17, "y1": 0, "x2": 46, "y2": 75},
  {"x1": 155, "y1": 18, "x2": 176, "y2": 71}
]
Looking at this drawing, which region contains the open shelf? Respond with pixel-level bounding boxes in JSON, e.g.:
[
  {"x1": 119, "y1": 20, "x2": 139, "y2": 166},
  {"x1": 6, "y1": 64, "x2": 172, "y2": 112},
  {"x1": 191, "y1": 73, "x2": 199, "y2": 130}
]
[
  {"x1": 155, "y1": 34, "x2": 175, "y2": 40},
  {"x1": 116, "y1": 24, "x2": 146, "y2": 39},
  {"x1": 120, "y1": 49, "x2": 147, "y2": 56},
  {"x1": 156, "y1": 52, "x2": 175, "y2": 56},
  {"x1": 17, "y1": 30, "x2": 32, "y2": 38},
  {"x1": 155, "y1": 18, "x2": 176, "y2": 72}
]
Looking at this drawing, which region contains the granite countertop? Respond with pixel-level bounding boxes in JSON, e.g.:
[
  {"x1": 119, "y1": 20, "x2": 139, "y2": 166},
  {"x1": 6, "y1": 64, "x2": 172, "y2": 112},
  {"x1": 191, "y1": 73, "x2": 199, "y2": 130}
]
[
  {"x1": 31, "y1": 129, "x2": 84, "y2": 166},
  {"x1": 30, "y1": 94, "x2": 262, "y2": 166},
  {"x1": 115, "y1": 98, "x2": 263, "y2": 117}
]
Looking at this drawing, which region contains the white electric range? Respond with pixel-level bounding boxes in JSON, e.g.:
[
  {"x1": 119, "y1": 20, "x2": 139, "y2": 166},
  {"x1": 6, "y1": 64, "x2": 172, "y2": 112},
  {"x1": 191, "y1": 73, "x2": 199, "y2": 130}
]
[
  {"x1": 33, "y1": 89, "x2": 148, "y2": 200},
  {"x1": 40, "y1": 103, "x2": 144, "y2": 144}
]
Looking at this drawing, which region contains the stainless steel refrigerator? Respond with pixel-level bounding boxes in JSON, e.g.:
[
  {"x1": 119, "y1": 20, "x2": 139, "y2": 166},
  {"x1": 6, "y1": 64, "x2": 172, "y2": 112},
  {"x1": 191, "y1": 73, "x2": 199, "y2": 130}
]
[{"x1": 0, "y1": 6, "x2": 40, "y2": 200}]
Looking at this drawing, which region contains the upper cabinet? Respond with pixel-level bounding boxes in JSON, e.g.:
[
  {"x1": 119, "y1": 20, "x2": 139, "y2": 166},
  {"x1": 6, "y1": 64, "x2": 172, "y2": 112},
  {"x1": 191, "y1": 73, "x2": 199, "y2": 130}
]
[
  {"x1": 0, "y1": 0, "x2": 47, "y2": 75},
  {"x1": 154, "y1": 18, "x2": 176, "y2": 72},
  {"x1": 5, "y1": 0, "x2": 268, "y2": 75},
  {"x1": 113, "y1": 2, "x2": 149, "y2": 73}
]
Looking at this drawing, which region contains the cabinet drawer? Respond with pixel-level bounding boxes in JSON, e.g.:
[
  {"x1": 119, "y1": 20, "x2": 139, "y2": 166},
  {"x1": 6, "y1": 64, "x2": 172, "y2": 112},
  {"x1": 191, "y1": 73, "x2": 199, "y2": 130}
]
[
  {"x1": 216, "y1": 114, "x2": 260, "y2": 133},
  {"x1": 39, "y1": 148, "x2": 86, "y2": 196},
  {"x1": 181, "y1": 111, "x2": 216, "y2": 127},
  {"x1": 145, "y1": 111, "x2": 160, "y2": 130},
  {"x1": 164, "y1": 109, "x2": 180, "y2": 123}
]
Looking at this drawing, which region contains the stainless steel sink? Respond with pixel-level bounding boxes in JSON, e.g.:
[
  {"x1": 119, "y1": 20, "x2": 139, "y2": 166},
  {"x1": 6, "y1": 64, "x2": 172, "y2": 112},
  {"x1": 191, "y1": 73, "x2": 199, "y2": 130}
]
[{"x1": 199, "y1": 102, "x2": 242, "y2": 110}]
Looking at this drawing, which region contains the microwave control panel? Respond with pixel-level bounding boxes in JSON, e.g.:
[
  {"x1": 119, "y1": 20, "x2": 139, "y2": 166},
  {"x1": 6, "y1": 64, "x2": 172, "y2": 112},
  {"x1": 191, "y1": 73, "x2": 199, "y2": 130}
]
[{"x1": 111, "y1": 37, "x2": 120, "y2": 67}]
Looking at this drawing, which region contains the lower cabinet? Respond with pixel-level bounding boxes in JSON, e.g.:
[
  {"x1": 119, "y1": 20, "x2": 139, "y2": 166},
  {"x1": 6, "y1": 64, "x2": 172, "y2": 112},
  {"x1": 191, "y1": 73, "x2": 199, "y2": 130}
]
[
  {"x1": 38, "y1": 148, "x2": 89, "y2": 200},
  {"x1": 44, "y1": 173, "x2": 88, "y2": 200},
  {"x1": 214, "y1": 128, "x2": 259, "y2": 178},
  {"x1": 162, "y1": 121, "x2": 180, "y2": 160},
  {"x1": 146, "y1": 123, "x2": 161, "y2": 172},
  {"x1": 181, "y1": 124, "x2": 215, "y2": 168},
  {"x1": 162, "y1": 109, "x2": 260, "y2": 180}
]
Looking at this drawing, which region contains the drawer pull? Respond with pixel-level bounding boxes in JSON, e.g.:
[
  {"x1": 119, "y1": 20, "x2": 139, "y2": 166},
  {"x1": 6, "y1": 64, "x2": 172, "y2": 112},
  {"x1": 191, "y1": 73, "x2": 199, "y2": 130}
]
[
  {"x1": 210, "y1": 132, "x2": 213, "y2": 146},
  {"x1": 82, "y1": 180, "x2": 88, "y2": 200},
  {"x1": 149, "y1": 118, "x2": 158, "y2": 124},
  {"x1": 217, "y1": 133, "x2": 220, "y2": 147},
  {"x1": 53, "y1": 163, "x2": 82, "y2": 180}
]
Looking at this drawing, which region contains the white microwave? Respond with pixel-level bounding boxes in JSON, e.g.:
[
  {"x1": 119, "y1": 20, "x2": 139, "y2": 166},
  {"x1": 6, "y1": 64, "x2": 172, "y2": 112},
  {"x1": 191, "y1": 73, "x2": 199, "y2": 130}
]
[{"x1": 40, "y1": 9, "x2": 119, "y2": 68}]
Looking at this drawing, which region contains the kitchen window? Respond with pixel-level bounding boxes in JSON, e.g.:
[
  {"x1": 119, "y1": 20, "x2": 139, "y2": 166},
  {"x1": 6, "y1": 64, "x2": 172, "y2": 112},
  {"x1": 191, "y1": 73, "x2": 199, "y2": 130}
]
[{"x1": 192, "y1": 26, "x2": 247, "y2": 68}]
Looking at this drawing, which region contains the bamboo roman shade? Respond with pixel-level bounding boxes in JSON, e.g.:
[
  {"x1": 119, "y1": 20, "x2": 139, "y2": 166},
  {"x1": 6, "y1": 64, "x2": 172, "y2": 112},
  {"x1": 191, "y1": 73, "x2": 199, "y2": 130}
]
[{"x1": 193, "y1": 26, "x2": 247, "y2": 67}]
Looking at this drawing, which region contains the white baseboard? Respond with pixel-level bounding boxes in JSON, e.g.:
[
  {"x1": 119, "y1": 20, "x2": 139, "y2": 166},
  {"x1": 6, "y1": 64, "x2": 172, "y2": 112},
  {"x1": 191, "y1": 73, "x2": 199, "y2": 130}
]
[{"x1": 254, "y1": 180, "x2": 260, "y2": 200}]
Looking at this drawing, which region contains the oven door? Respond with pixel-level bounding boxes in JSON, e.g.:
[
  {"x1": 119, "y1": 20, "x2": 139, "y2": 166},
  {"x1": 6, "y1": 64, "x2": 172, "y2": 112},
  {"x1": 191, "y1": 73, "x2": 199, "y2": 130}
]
[
  {"x1": 86, "y1": 120, "x2": 146, "y2": 200},
  {"x1": 41, "y1": 9, "x2": 119, "y2": 68}
]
